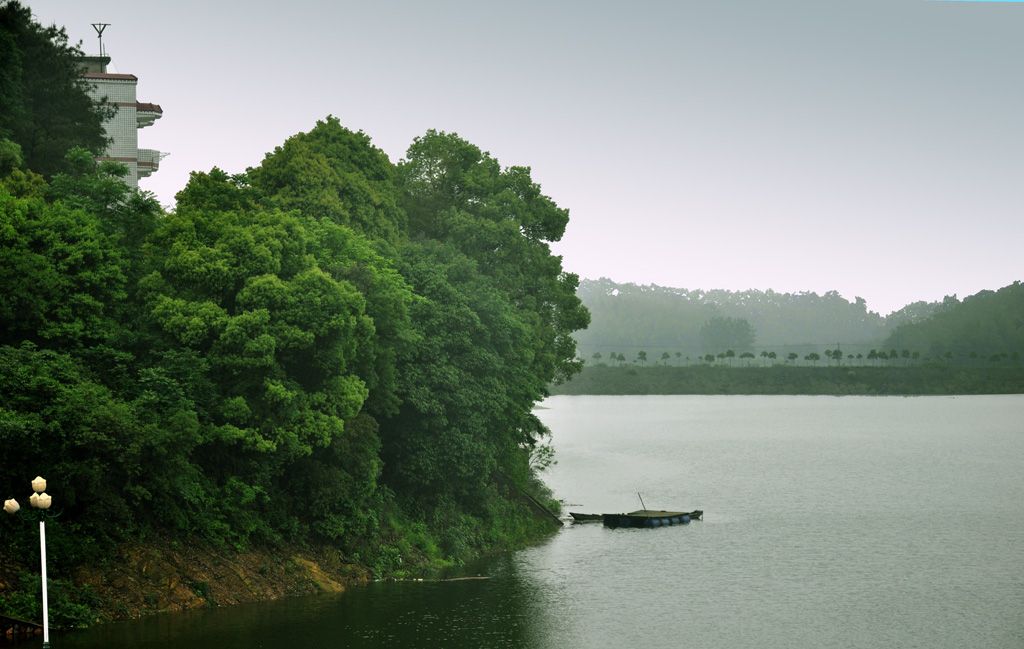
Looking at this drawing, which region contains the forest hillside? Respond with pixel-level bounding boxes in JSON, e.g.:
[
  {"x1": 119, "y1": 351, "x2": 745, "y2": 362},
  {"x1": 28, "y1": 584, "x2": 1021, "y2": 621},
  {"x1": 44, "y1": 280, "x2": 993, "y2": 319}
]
[
  {"x1": 573, "y1": 278, "x2": 1020, "y2": 366},
  {"x1": 1, "y1": 1, "x2": 586, "y2": 626},
  {"x1": 881, "y1": 282, "x2": 1024, "y2": 360}
]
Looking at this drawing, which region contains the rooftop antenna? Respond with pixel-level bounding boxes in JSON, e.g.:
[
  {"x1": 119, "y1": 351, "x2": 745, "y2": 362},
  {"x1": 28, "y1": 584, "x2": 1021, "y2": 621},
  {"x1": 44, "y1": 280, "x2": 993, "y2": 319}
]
[{"x1": 91, "y1": 23, "x2": 110, "y2": 57}]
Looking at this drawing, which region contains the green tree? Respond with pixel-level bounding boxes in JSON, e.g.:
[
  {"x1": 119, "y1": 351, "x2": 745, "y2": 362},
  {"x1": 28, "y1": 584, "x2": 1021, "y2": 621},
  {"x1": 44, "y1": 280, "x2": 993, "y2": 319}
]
[
  {"x1": 0, "y1": 137, "x2": 22, "y2": 176},
  {"x1": 396, "y1": 130, "x2": 589, "y2": 387},
  {"x1": 0, "y1": 158, "x2": 201, "y2": 546},
  {"x1": 380, "y1": 239, "x2": 537, "y2": 507},
  {"x1": 0, "y1": 115, "x2": 588, "y2": 570},
  {"x1": 301, "y1": 214, "x2": 414, "y2": 420},
  {"x1": 248, "y1": 116, "x2": 406, "y2": 244},
  {"x1": 0, "y1": 2, "x2": 113, "y2": 177},
  {"x1": 805, "y1": 352, "x2": 820, "y2": 365},
  {"x1": 0, "y1": 343, "x2": 202, "y2": 546},
  {"x1": 139, "y1": 170, "x2": 389, "y2": 541},
  {"x1": 882, "y1": 283, "x2": 1024, "y2": 359},
  {"x1": 699, "y1": 316, "x2": 756, "y2": 353},
  {"x1": 0, "y1": 169, "x2": 129, "y2": 350}
]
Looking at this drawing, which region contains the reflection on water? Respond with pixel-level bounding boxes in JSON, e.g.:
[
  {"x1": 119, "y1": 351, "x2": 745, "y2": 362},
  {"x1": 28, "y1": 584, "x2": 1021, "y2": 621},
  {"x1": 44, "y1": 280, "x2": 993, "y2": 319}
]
[
  {"x1": 45, "y1": 396, "x2": 1024, "y2": 649},
  {"x1": 56, "y1": 579, "x2": 522, "y2": 648}
]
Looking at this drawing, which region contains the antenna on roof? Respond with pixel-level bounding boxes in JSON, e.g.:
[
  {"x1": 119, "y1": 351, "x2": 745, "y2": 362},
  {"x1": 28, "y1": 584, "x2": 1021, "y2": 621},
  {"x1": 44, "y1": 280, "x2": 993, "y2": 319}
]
[{"x1": 91, "y1": 23, "x2": 110, "y2": 57}]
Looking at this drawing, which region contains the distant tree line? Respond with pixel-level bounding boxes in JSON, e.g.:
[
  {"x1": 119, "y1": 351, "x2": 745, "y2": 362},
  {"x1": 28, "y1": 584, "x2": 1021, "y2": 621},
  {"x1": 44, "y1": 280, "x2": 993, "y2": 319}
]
[
  {"x1": 552, "y1": 364, "x2": 1024, "y2": 396},
  {"x1": 589, "y1": 346, "x2": 1021, "y2": 369},
  {"x1": 573, "y1": 279, "x2": 949, "y2": 363},
  {"x1": 575, "y1": 278, "x2": 1022, "y2": 368}
]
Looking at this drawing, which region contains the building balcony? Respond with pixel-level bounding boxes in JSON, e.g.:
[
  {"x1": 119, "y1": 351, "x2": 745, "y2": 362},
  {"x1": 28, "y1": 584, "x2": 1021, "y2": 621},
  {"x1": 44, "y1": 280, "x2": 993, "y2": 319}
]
[
  {"x1": 136, "y1": 102, "x2": 163, "y2": 129},
  {"x1": 137, "y1": 149, "x2": 168, "y2": 178}
]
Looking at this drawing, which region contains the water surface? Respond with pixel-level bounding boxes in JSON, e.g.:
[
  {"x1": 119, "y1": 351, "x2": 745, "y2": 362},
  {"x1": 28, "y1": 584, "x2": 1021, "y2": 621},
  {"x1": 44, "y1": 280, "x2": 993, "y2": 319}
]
[{"x1": 55, "y1": 395, "x2": 1024, "y2": 648}]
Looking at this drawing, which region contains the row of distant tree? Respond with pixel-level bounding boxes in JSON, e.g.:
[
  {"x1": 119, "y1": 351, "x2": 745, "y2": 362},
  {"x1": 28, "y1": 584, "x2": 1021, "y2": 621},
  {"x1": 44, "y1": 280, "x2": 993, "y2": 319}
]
[
  {"x1": 590, "y1": 347, "x2": 1022, "y2": 368},
  {"x1": 574, "y1": 280, "x2": 1023, "y2": 365},
  {"x1": 551, "y1": 361, "x2": 1024, "y2": 397}
]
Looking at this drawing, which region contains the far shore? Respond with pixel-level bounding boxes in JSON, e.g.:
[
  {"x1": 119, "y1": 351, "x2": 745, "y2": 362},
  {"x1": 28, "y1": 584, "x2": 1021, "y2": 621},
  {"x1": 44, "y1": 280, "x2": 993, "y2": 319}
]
[{"x1": 549, "y1": 364, "x2": 1024, "y2": 396}]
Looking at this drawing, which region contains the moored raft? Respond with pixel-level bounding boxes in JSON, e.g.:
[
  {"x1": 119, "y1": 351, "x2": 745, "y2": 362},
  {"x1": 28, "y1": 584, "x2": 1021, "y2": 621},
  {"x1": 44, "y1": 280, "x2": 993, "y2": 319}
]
[{"x1": 602, "y1": 509, "x2": 703, "y2": 528}]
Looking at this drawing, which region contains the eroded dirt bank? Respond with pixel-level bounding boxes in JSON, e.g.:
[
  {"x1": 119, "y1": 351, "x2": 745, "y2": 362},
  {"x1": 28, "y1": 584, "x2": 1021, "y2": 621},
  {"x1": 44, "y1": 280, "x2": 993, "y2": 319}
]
[{"x1": 2, "y1": 537, "x2": 371, "y2": 623}]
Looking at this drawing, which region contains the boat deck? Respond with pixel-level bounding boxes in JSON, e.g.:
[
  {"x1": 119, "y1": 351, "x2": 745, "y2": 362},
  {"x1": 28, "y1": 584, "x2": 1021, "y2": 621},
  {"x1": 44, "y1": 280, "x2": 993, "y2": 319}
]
[
  {"x1": 625, "y1": 509, "x2": 689, "y2": 518},
  {"x1": 602, "y1": 509, "x2": 703, "y2": 528}
]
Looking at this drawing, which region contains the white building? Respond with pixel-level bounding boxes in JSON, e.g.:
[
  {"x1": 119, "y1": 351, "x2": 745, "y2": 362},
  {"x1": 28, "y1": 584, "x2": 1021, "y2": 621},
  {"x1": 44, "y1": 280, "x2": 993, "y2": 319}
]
[{"x1": 79, "y1": 54, "x2": 166, "y2": 188}]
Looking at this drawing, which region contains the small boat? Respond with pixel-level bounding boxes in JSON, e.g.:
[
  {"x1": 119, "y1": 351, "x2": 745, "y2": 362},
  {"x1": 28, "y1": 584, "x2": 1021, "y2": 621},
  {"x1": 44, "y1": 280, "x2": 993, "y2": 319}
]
[
  {"x1": 569, "y1": 512, "x2": 603, "y2": 522},
  {"x1": 602, "y1": 509, "x2": 703, "y2": 529}
]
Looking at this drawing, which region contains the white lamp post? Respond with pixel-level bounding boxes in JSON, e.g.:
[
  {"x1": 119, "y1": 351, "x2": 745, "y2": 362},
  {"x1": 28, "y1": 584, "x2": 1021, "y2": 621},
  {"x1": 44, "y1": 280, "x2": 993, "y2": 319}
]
[{"x1": 4, "y1": 475, "x2": 55, "y2": 649}]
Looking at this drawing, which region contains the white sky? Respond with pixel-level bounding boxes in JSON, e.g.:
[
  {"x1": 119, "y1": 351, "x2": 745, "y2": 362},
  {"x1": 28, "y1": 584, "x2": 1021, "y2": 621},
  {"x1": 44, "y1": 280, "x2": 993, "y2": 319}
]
[{"x1": 24, "y1": 0, "x2": 1023, "y2": 316}]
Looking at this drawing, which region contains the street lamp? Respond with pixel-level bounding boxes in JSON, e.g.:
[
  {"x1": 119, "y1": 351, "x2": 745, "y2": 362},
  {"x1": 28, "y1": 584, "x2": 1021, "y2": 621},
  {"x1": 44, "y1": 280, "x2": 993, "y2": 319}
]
[{"x1": 4, "y1": 476, "x2": 56, "y2": 649}]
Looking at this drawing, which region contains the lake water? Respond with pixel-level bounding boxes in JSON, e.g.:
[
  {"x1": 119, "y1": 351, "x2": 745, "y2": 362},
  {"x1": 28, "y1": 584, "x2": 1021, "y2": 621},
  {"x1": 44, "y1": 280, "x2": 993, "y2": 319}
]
[{"x1": 54, "y1": 395, "x2": 1024, "y2": 648}]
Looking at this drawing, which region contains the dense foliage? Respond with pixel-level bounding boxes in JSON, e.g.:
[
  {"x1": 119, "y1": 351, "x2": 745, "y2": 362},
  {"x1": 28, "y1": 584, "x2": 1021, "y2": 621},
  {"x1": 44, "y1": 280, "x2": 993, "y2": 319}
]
[
  {"x1": 0, "y1": 1, "x2": 111, "y2": 178},
  {"x1": 699, "y1": 316, "x2": 757, "y2": 354},
  {"x1": 1, "y1": 91, "x2": 585, "y2": 585},
  {"x1": 573, "y1": 280, "x2": 1022, "y2": 396},
  {"x1": 574, "y1": 279, "x2": 961, "y2": 363},
  {"x1": 1, "y1": 7, "x2": 585, "y2": 605},
  {"x1": 882, "y1": 282, "x2": 1024, "y2": 359}
]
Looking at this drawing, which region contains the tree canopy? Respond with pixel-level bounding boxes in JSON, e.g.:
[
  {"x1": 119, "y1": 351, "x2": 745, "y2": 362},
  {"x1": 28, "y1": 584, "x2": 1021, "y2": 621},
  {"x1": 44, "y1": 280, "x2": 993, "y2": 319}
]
[
  {"x1": 0, "y1": 1, "x2": 111, "y2": 177},
  {"x1": 699, "y1": 316, "x2": 757, "y2": 354},
  {"x1": 1, "y1": 4, "x2": 587, "y2": 563},
  {"x1": 397, "y1": 130, "x2": 589, "y2": 386},
  {"x1": 882, "y1": 282, "x2": 1024, "y2": 358},
  {"x1": 2, "y1": 113, "x2": 588, "y2": 564},
  {"x1": 248, "y1": 116, "x2": 406, "y2": 245},
  {"x1": 572, "y1": 279, "x2": 948, "y2": 362}
]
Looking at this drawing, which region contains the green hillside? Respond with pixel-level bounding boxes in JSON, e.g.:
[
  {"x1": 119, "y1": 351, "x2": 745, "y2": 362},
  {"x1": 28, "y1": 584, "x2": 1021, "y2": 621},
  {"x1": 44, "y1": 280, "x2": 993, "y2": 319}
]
[
  {"x1": 882, "y1": 282, "x2": 1024, "y2": 359},
  {"x1": 573, "y1": 279, "x2": 949, "y2": 362},
  {"x1": 573, "y1": 278, "x2": 1021, "y2": 368},
  {"x1": 1, "y1": 3, "x2": 585, "y2": 625}
]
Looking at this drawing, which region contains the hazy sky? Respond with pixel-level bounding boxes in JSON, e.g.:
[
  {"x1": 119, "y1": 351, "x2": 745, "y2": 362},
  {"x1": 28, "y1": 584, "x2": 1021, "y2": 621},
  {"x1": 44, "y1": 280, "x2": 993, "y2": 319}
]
[{"x1": 24, "y1": 0, "x2": 1023, "y2": 315}]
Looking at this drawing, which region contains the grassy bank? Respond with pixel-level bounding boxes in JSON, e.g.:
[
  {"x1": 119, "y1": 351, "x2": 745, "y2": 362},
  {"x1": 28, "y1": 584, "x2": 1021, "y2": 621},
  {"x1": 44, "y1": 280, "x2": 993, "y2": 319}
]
[{"x1": 550, "y1": 364, "x2": 1024, "y2": 396}]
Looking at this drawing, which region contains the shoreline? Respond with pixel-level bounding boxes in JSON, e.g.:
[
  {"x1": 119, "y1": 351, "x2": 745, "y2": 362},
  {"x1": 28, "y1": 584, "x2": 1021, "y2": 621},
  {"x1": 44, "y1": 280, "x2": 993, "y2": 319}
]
[{"x1": 550, "y1": 364, "x2": 1024, "y2": 396}]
